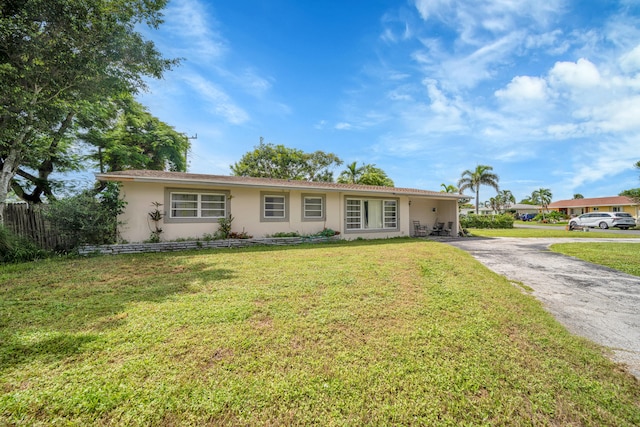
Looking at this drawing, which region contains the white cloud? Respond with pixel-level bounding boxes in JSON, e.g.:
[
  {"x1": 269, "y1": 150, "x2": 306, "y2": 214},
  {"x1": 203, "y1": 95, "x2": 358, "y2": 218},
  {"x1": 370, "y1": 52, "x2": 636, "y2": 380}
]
[
  {"x1": 548, "y1": 58, "x2": 602, "y2": 89},
  {"x1": 495, "y1": 75, "x2": 548, "y2": 102},
  {"x1": 619, "y1": 44, "x2": 640, "y2": 73},
  {"x1": 183, "y1": 74, "x2": 249, "y2": 124},
  {"x1": 335, "y1": 122, "x2": 353, "y2": 130},
  {"x1": 163, "y1": 0, "x2": 227, "y2": 60}
]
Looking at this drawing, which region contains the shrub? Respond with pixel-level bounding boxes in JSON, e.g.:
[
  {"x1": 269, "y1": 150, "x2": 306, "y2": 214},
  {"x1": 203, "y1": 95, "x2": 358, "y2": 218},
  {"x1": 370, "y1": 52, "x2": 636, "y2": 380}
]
[
  {"x1": 460, "y1": 214, "x2": 514, "y2": 229},
  {"x1": 0, "y1": 225, "x2": 48, "y2": 263},
  {"x1": 533, "y1": 211, "x2": 566, "y2": 222},
  {"x1": 269, "y1": 232, "x2": 301, "y2": 238},
  {"x1": 315, "y1": 228, "x2": 340, "y2": 237},
  {"x1": 44, "y1": 183, "x2": 126, "y2": 248},
  {"x1": 213, "y1": 215, "x2": 252, "y2": 239}
]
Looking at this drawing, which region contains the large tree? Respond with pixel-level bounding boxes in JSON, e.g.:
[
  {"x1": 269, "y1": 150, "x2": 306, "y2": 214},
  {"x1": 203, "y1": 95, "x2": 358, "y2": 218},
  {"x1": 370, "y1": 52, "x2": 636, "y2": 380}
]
[
  {"x1": 231, "y1": 139, "x2": 343, "y2": 181},
  {"x1": 457, "y1": 165, "x2": 500, "y2": 214},
  {"x1": 0, "y1": 0, "x2": 176, "y2": 223},
  {"x1": 82, "y1": 95, "x2": 189, "y2": 174}
]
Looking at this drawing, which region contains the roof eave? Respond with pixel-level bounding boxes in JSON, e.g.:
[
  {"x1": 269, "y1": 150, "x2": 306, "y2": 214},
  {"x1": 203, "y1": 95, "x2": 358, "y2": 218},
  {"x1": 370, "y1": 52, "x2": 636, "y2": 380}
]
[{"x1": 96, "y1": 172, "x2": 467, "y2": 199}]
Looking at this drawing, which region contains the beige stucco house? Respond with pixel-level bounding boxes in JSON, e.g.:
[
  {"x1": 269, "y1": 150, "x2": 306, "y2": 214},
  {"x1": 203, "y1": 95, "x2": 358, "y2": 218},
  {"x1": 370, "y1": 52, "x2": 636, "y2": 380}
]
[
  {"x1": 97, "y1": 170, "x2": 466, "y2": 243},
  {"x1": 548, "y1": 196, "x2": 639, "y2": 218}
]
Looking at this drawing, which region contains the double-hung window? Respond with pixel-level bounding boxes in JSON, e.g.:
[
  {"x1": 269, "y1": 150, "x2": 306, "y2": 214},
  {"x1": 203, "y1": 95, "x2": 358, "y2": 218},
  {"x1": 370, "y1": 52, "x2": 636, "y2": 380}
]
[
  {"x1": 346, "y1": 198, "x2": 398, "y2": 231},
  {"x1": 164, "y1": 188, "x2": 229, "y2": 223}
]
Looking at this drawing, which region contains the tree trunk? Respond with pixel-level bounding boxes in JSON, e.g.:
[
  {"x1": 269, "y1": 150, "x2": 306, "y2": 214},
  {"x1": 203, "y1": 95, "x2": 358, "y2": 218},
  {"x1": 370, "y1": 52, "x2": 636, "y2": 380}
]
[{"x1": 0, "y1": 147, "x2": 23, "y2": 225}]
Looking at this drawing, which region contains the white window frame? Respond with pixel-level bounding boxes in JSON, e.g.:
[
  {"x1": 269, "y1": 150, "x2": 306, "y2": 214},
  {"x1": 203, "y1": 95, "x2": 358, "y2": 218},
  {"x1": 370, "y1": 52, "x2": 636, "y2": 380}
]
[
  {"x1": 164, "y1": 188, "x2": 229, "y2": 223},
  {"x1": 613, "y1": 206, "x2": 622, "y2": 212},
  {"x1": 302, "y1": 194, "x2": 325, "y2": 221},
  {"x1": 261, "y1": 192, "x2": 289, "y2": 222},
  {"x1": 345, "y1": 197, "x2": 398, "y2": 232}
]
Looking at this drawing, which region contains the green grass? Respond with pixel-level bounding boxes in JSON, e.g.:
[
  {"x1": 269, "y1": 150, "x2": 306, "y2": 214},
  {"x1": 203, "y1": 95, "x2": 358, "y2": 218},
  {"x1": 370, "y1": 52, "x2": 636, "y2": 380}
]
[
  {"x1": 468, "y1": 227, "x2": 640, "y2": 238},
  {"x1": 2, "y1": 240, "x2": 639, "y2": 425},
  {"x1": 550, "y1": 242, "x2": 640, "y2": 277}
]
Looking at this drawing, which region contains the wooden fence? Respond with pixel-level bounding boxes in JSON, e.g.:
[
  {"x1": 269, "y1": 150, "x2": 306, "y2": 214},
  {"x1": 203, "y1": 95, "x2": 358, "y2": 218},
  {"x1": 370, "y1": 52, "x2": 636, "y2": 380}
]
[{"x1": 3, "y1": 203, "x2": 69, "y2": 251}]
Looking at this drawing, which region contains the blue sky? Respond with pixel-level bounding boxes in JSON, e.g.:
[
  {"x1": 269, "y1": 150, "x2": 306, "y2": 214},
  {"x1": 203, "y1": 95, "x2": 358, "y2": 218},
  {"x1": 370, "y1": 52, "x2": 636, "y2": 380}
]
[{"x1": 134, "y1": 0, "x2": 640, "y2": 203}]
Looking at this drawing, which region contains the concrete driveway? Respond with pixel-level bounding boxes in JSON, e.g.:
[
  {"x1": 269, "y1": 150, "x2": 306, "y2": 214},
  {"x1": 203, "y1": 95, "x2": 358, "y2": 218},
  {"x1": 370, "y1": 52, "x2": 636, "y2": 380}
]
[{"x1": 445, "y1": 237, "x2": 640, "y2": 379}]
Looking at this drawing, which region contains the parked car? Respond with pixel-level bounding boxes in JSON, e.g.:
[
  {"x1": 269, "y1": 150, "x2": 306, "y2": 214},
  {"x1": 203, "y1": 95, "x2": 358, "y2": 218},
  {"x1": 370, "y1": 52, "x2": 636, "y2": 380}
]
[{"x1": 568, "y1": 212, "x2": 636, "y2": 230}]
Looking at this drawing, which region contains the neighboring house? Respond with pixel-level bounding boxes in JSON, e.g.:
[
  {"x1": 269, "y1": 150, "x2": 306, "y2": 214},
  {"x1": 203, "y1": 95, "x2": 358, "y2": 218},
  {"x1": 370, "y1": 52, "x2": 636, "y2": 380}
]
[
  {"x1": 460, "y1": 203, "x2": 541, "y2": 216},
  {"x1": 508, "y1": 203, "x2": 543, "y2": 216},
  {"x1": 97, "y1": 170, "x2": 467, "y2": 243},
  {"x1": 548, "y1": 196, "x2": 640, "y2": 218}
]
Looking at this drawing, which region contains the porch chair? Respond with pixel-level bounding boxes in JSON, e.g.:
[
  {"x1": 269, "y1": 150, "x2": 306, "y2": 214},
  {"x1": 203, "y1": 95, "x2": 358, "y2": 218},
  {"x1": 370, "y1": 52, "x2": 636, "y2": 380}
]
[
  {"x1": 413, "y1": 221, "x2": 429, "y2": 237},
  {"x1": 443, "y1": 221, "x2": 453, "y2": 236}
]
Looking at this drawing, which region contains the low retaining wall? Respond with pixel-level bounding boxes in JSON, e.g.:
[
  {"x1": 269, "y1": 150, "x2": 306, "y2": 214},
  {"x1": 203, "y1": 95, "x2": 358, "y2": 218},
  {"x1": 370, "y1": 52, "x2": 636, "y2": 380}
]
[{"x1": 79, "y1": 236, "x2": 341, "y2": 255}]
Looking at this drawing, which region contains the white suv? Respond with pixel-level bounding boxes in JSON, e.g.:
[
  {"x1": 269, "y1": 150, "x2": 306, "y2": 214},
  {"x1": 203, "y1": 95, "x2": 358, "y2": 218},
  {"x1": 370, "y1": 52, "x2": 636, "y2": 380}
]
[{"x1": 569, "y1": 212, "x2": 636, "y2": 230}]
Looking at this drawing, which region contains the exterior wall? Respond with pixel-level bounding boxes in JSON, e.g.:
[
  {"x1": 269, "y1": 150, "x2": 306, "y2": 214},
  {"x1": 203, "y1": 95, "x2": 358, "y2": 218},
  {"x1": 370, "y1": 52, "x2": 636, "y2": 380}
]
[
  {"x1": 117, "y1": 181, "x2": 430, "y2": 243},
  {"x1": 560, "y1": 205, "x2": 640, "y2": 217}
]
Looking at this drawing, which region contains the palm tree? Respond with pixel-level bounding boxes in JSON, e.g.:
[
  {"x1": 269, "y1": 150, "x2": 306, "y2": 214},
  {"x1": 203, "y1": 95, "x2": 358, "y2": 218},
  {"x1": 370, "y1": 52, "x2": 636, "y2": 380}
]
[
  {"x1": 496, "y1": 189, "x2": 515, "y2": 212},
  {"x1": 337, "y1": 162, "x2": 394, "y2": 187},
  {"x1": 440, "y1": 183, "x2": 458, "y2": 193},
  {"x1": 337, "y1": 161, "x2": 363, "y2": 184},
  {"x1": 458, "y1": 165, "x2": 500, "y2": 214},
  {"x1": 531, "y1": 188, "x2": 552, "y2": 219}
]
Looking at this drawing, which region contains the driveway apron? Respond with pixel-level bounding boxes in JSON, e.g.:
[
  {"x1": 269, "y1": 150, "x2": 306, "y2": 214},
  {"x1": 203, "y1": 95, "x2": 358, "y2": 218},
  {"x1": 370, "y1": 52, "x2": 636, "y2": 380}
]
[{"x1": 445, "y1": 237, "x2": 640, "y2": 379}]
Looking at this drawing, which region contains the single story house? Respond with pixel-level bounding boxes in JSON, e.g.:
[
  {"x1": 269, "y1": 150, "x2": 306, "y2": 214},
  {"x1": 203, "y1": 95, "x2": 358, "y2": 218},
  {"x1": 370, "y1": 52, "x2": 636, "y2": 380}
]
[
  {"x1": 548, "y1": 196, "x2": 639, "y2": 218},
  {"x1": 97, "y1": 170, "x2": 467, "y2": 243}
]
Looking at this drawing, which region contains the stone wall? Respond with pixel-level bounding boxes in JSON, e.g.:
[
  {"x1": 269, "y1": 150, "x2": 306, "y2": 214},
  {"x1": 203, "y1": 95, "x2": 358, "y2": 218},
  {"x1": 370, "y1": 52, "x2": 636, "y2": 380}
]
[{"x1": 79, "y1": 236, "x2": 341, "y2": 255}]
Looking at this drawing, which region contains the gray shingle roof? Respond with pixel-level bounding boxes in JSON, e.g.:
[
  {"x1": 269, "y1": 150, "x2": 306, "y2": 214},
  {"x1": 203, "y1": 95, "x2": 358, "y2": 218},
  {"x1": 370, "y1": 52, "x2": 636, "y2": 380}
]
[{"x1": 97, "y1": 170, "x2": 467, "y2": 199}]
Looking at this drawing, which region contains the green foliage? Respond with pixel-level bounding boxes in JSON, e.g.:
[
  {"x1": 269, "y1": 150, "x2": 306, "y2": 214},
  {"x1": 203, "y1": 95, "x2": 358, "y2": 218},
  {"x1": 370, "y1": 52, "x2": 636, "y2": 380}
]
[
  {"x1": 0, "y1": 225, "x2": 48, "y2": 263},
  {"x1": 44, "y1": 183, "x2": 126, "y2": 247},
  {"x1": 460, "y1": 214, "x2": 514, "y2": 229},
  {"x1": 619, "y1": 188, "x2": 640, "y2": 202},
  {"x1": 531, "y1": 188, "x2": 553, "y2": 210},
  {"x1": 337, "y1": 162, "x2": 394, "y2": 186},
  {"x1": 231, "y1": 138, "x2": 343, "y2": 181},
  {"x1": 533, "y1": 211, "x2": 566, "y2": 222},
  {"x1": 0, "y1": 0, "x2": 177, "y2": 214},
  {"x1": 214, "y1": 215, "x2": 234, "y2": 239},
  {"x1": 314, "y1": 228, "x2": 340, "y2": 237},
  {"x1": 81, "y1": 94, "x2": 189, "y2": 174},
  {"x1": 269, "y1": 231, "x2": 301, "y2": 237},
  {"x1": 146, "y1": 201, "x2": 163, "y2": 243}
]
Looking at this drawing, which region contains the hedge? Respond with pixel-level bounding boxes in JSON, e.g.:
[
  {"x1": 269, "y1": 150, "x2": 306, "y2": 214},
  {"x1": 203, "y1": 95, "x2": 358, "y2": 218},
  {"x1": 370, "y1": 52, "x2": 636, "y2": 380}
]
[{"x1": 460, "y1": 214, "x2": 514, "y2": 229}]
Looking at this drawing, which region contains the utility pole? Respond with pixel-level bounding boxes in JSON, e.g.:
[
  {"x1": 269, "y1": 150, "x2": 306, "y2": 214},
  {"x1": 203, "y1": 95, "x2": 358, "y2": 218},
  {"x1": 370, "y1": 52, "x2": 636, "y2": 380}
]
[{"x1": 185, "y1": 133, "x2": 197, "y2": 171}]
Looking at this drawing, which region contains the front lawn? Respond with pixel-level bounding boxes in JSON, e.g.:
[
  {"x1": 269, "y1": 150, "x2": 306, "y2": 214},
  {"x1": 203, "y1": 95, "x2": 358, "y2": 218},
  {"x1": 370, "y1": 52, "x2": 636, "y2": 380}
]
[
  {"x1": 550, "y1": 242, "x2": 640, "y2": 277},
  {"x1": 1, "y1": 240, "x2": 639, "y2": 425}
]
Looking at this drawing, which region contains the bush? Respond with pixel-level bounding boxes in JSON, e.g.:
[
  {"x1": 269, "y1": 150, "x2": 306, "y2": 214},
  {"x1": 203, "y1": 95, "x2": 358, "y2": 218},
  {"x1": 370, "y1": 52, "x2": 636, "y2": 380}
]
[
  {"x1": 269, "y1": 232, "x2": 301, "y2": 238},
  {"x1": 460, "y1": 214, "x2": 514, "y2": 229},
  {"x1": 44, "y1": 183, "x2": 126, "y2": 248},
  {"x1": 533, "y1": 211, "x2": 566, "y2": 222},
  {"x1": 0, "y1": 225, "x2": 48, "y2": 263}
]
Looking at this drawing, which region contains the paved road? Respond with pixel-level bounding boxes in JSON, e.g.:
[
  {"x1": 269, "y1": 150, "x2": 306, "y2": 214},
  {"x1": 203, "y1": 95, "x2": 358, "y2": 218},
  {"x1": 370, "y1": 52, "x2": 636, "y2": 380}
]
[{"x1": 445, "y1": 237, "x2": 640, "y2": 379}]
